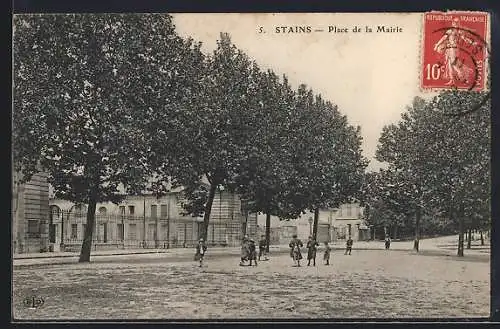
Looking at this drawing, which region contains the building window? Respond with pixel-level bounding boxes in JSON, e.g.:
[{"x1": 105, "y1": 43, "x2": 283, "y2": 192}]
[
  {"x1": 151, "y1": 205, "x2": 158, "y2": 218},
  {"x1": 119, "y1": 206, "x2": 125, "y2": 216},
  {"x1": 50, "y1": 205, "x2": 61, "y2": 222},
  {"x1": 71, "y1": 224, "x2": 78, "y2": 239},
  {"x1": 98, "y1": 206, "x2": 107, "y2": 215},
  {"x1": 160, "y1": 204, "x2": 168, "y2": 219},
  {"x1": 117, "y1": 224, "x2": 124, "y2": 241},
  {"x1": 27, "y1": 220, "x2": 40, "y2": 237},
  {"x1": 128, "y1": 224, "x2": 137, "y2": 240},
  {"x1": 100, "y1": 223, "x2": 108, "y2": 243},
  {"x1": 49, "y1": 224, "x2": 56, "y2": 243},
  {"x1": 346, "y1": 204, "x2": 352, "y2": 217},
  {"x1": 128, "y1": 206, "x2": 135, "y2": 215}
]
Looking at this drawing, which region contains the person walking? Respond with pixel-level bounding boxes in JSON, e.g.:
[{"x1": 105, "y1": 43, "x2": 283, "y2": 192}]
[
  {"x1": 323, "y1": 241, "x2": 332, "y2": 265},
  {"x1": 345, "y1": 236, "x2": 353, "y2": 255},
  {"x1": 306, "y1": 236, "x2": 319, "y2": 266},
  {"x1": 194, "y1": 238, "x2": 207, "y2": 267}
]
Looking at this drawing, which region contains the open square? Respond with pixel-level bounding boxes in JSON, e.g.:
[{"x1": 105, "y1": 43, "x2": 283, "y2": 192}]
[{"x1": 13, "y1": 240, "x2": 490, "y2": 319}]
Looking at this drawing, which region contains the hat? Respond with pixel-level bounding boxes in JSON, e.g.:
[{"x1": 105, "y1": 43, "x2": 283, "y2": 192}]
[{"x1": 199, "y1": 238, "x2": 204, "y2": 241}]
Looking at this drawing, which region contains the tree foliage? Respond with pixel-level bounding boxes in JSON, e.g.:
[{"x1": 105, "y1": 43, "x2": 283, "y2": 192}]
[
  {"x1": 14, "y1": 15, "x2": 370, "y2": 252},
  {"x1": 372, "y1": 91, "x2": 490, "y2": 255},
  {"x1": 13, "y1": 14, "x2": 201, "y2": 261}
]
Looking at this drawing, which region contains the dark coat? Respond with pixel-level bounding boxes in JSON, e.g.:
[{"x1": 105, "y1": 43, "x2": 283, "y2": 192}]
[{"x1": 307, "y1": 240, "x2": 319, "y2": 259}]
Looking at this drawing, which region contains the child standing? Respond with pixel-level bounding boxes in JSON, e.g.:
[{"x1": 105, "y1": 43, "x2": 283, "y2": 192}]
[
  {"x1": 323, "y1": 241, "x2": 332, "y2": 265},
  {"x1": 195, "y1": 238, "x2": 207, "y2": 267},
  {"x1": 248, "y1": 238, "x2": 258, "y2": 266},
  {"x1": 306, "y1": 236, "x2": 319, "y2": 266},
  {"x1": 258, "y1": 235, "x2": 268, "y2": 261},
  {"x1": 385, "y1": 236, "x2": 391, "y2": 250},
  {"x1": 240, "y1": 235, "x2": 249, "y2": 266},
  {"x1": 345, "y1": 237, "x2": 353, "y2": 255},
  {"x1": 289, "y1": 234, "x2": 303, "y2": 267}
]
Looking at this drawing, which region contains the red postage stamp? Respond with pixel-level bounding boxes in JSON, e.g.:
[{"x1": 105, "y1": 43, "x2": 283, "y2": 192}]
[{"x1": 421, "y1": 11, "x2": 489, "y2": 91}]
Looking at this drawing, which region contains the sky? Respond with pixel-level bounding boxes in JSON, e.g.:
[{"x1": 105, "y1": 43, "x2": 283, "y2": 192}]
[{"x1": 172, "y1": 13, "x2": 437, "y2": 171}]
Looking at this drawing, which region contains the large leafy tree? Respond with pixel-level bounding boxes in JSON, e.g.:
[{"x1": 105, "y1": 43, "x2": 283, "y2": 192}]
[
  {"x1": 376, "y1": 97, "x2": 444, "y2": 251},
  {"x1": 289, "y1": 86, "x2": 367, "y2": 241},
  {"x1": 376, "y1": 92, "x2": 490, "y2": 255},
  {"x1": 150, "y1": 33, "x2": 262, "y2": 241},
  {"x1": 232, "y1": 71, "x2": 300, "y2": 249},
  {"x1": 13, "y1": 14, "x2": 200, "y2": 262},
  {"x1": 424, "y1": 91, "x2": 490, "y2": 256}
]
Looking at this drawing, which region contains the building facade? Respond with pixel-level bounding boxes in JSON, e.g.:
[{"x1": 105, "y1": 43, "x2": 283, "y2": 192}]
[
  {"x1": 256, "y1": 203, "x2": 370, "y2": 244},
  {"x1": 12, "y1": 171, "x2": 51, "y2": 253},
  {"x1": 48, "y1": 189, "x2": 258, "y2": 252}
]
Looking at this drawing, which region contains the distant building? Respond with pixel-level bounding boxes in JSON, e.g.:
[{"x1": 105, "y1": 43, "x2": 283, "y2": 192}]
[{"x1": 257, "y1": 203, "x2": 370, "y2": 244}]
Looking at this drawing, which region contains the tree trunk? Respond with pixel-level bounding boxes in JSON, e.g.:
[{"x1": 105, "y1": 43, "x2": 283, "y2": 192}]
[
  {"x1": 480, "y1": 231, "x2": 484, "y2": 246},
  {"x1": 413, "y1": 208, "x2": 421, "y2": 252},
  {"x1": 242, "y1": 211, "x2": 248, "y2": 237},
  {"x1": 312, "y1": 208, "x2": 319, "y2": 241},
  {"x1": 457, "y1": 207, "x2": 465, "y2": 257},
  {"x1": 201, "y1": 182, "x2": 218, "y2": 242},
  {"x1": 79, "y1": 192, "x2": 98, "y2": 263},
  {"x1": 393, "y1": 225, "x2": 398, "y2": 240},
  {"x1": 265, "y1": 212, "x2": 271, "y2": 253},
  {"x1": 467, "y1": 228, "x2": 472, "y2": 249}
]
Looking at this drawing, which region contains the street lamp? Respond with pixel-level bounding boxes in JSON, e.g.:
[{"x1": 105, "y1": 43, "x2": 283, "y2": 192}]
[
  {"x1": 216, "y1": 184, "x2": 224, "y2": 245},
  {"x1": 308, "y1": 217, "x2": 313, "y2": 236},
  {"x1": 218, "y1": 185, "x2": 225, "y2": 222}
]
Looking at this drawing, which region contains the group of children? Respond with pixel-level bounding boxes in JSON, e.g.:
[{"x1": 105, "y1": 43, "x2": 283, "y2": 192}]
[
  {"x1": 194, "y1": 234, "x2": 355, "y2": 267},
  {"x1": 288, "y1": 234, "x2": 333, "y2": 267},
  {"x1": 238, "y1": 234, "x2": 271, "y2": 266}
]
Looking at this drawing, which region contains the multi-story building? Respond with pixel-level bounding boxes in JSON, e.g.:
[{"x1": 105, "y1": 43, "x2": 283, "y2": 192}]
[
  {"x1": 48, "y1": 188, "x2": 258, "y2": 252},
  {"x1": 256, "y1": 203, "x2": 370, "y2": 244}
]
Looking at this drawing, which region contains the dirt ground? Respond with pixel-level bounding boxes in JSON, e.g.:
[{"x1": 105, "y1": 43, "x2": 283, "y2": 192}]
[{"x1": 12, "y1": 248, "x2": 490, "y2": 320}]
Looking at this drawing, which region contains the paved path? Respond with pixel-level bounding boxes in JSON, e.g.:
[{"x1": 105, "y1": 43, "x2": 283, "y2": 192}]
[{"x1": 13, "y1": 235, "x2": 490, "y2": 267}]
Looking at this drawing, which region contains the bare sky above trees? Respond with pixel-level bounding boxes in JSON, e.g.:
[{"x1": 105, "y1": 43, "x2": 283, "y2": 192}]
[{"x1": 173, "y1": 13, "x2": 439, "y2": 170}]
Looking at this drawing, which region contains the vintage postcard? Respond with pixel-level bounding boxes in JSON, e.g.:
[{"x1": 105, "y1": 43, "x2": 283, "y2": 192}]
[{"x1": 12, "y1": 12, "x2": 491, "y2": 321}]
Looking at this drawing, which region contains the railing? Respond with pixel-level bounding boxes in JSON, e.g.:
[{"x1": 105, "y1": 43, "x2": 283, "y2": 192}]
[{"x1": 51, "y1": 210, "x2": 248, "y2": 251}]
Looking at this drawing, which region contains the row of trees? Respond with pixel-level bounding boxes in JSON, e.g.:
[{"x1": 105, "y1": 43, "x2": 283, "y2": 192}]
[
  {"x1": 13, "y1": 14, "x2": 367, "y2": 262},
  {"x1": 362, "y1": 92, "x2": 490, "y2": 256}
]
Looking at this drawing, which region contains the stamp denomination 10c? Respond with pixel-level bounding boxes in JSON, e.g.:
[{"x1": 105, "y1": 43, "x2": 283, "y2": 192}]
[{"x1": 421, "y1": 11, "x2": 489, "y2": 91}]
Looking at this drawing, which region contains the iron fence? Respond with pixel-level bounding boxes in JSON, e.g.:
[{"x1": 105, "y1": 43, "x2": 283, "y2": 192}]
[{"x1": 49, "y1": 210, "x2": 249, "y2": 252}]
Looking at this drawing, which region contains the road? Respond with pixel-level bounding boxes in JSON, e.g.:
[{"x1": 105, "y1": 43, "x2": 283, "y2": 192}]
[{"x1": 12, "y1": 238, "x2": 490, "y2": 320}]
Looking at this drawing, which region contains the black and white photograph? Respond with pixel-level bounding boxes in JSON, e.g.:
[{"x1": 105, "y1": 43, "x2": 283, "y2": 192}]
[{"x1": 11, "y1": 12, "x2": 492, "y2": 320}]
